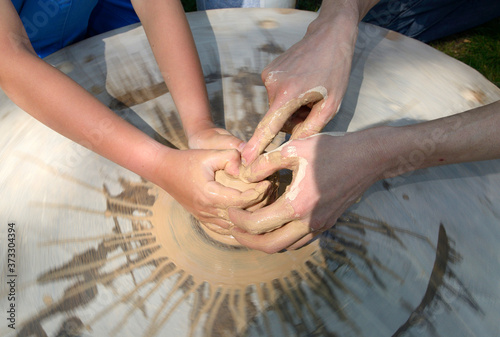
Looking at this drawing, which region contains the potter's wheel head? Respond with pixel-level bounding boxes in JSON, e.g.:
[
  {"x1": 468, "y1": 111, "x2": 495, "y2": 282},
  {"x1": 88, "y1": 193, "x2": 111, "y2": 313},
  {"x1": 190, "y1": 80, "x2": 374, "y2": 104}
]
[{"x1": 1, "y1": 8, "x2": 500, "y2": 337}]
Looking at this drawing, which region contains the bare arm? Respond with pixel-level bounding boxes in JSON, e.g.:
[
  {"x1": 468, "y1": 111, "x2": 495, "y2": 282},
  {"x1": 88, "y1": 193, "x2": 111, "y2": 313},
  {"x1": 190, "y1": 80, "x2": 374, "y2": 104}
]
[
  {"x1": 132, "y1": 0, "x2": 243, "y2": 150},
  {"x1": 381, "y1": 100, "x2": 500, "y2": 176},
  {"x1": 229, "y1": 100, "x2": 500, "y2": 253},
  {"x1": 0, "y1": 0, "x2": 161, "y2": 180},
  {"x1": 0, "y1": 0, "x2": 263, "y2": 227},
  {"x1": 131, "y1": 0, "x2": 211, "y2": 138}
]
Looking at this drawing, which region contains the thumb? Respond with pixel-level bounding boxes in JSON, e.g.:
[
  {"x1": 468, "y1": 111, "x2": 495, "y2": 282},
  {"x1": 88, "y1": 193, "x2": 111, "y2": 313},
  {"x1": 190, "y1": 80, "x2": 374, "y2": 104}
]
[
  {"x1": 292, "y1": 93, "x2": 342, "y2": 139},
  {"x1": 205, "y1": 149, "x2": 241, "y2": 178},
  {"x1": 240, "y1": 149, "x2": 296, "y2": 183},
  {"x1": 242, "y1": 90, "x2": 325, "y2": 164}
]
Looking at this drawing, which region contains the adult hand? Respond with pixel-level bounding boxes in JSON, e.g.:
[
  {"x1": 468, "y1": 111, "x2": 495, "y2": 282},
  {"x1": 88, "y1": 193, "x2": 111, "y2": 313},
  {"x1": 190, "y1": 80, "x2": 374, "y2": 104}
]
[
  {"x1": 231, "y1": 99, "x2": 500, "y2": 253},
  {"x1": 230, "y1": 131, "x2": 386, "y2": 253},
  {"x1": 158, "y1": 148, "x2": 272, "y2": 229},
  {"x1": 241, "y1": 4, "x2": 361, "y2": 164},
  {"x1": 188, "y1": 127, "x2": 244, "y2": 151}
]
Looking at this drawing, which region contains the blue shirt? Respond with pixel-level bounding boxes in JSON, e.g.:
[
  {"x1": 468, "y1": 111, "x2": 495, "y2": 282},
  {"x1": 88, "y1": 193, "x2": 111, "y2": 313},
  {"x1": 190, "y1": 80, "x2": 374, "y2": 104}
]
[
  {"x1": 12, "y1": 0, "x2": 139, "y2": 58},
  {"x1": 87, "y1": 0, "x2": 139, "y2": 37}
]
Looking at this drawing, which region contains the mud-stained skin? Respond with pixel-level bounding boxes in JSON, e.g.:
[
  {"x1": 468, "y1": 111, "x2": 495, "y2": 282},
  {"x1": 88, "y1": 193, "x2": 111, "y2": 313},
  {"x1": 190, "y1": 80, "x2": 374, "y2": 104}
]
[
  {"x1": 199, "y1": 170, "x2": 280, "y2": 244},
  {"x1": 252, "y1": 89, "x2": 325, "y2": 158}
]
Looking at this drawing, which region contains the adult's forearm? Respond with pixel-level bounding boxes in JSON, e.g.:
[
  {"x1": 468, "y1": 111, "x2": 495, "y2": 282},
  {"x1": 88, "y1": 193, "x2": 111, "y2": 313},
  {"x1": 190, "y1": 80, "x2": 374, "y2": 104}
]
[
  {"x1": 377, "y1": 100, "x2": 500, "y2": 179},
  {"x1": 314, "y1": 0, "x2": 380, "y2": 27}
]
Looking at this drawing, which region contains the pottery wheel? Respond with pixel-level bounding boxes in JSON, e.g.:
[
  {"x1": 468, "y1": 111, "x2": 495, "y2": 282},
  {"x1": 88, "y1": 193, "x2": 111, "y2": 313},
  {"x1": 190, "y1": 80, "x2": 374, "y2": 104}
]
[{"x1": 1, "y1": 9, "x2": 500, "y2": 337}]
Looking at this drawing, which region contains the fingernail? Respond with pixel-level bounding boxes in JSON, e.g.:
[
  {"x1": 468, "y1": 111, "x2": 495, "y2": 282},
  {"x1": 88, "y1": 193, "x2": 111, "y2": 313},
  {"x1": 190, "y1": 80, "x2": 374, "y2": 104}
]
[
  {"x1": 256, "y1": 181, "x2": 271, "y2": 193},
  {"x1": 230, "y1": 226, "x2": 246, "y2": 234},
  {"x1": 238, "y1": 142, "x2": 246, "y2": 153},
  {"x1": 244, "y1": 189, "x2": 260, "y2": 200}
]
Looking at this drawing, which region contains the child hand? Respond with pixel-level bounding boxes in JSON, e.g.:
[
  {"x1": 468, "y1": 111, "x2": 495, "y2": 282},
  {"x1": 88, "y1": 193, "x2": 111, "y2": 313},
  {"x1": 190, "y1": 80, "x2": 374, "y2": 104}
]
[
  {"x1": 156, "y1": 148, "x2": 271, "y2": 229},
  {"x1": 188, "y1": 127, "x2": 244, "y2": 151}
]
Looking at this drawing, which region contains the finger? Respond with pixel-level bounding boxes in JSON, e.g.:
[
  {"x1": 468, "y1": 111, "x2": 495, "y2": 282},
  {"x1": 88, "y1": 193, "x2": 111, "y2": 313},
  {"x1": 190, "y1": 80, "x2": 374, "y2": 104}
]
[
  {"x1": 204, "y1": 150, "x2": 274, "y2": 207},
  {"x1": 209, "y1": 133, "x2": 244, "y2": 151},
  {"x1": 288, "y1": 212, "x2": 341, "y2": 250},
  {"x1": 286, "y1": 232, "x2": 321, "y2": 250},
  {"x1": 230, "y1": 220, "x2": 311, "y2": 254},
  {"x1": 261, "y1": 68, "x2": 285, "y2": 92},
  {"x1": 228, "y1": 197, "x2": 296, "y2": 234},
  {"x1": 205, "y1": 149, "x2": 241, "y2": 175},
  {"x1": 205, "y1": 180, "x2": 272, "y2": 209},
  {"x1": 241, "y1": 90, "x2": 324, "y2": 164},
  {"x1": 201, "y1": 217, "x2": 234, "y2": 230},
  {"x1": 247, "y1": 177, "x2": 277, "y2": 203},
  {"x1": 245, "y1": 179, "x2": 280, "y2": 212},
  {"x1": 281, "y1": 106, "x2": 310, "y2": 134},
  {"x1": 214, "y1": 168, "x2": 276, "y2": 207},
  {"x1": 195, "y1": 207, "x2": 235, "y2": 227},
  {"x1": 291, "y1": 98, "x2": 340, "y2": 139},
  {"x1": 236, "y1": 180, "x2": 274, "y2": 208},
  {"x1": 240, "y1": 150, "x2": 296, "y2": 183}
]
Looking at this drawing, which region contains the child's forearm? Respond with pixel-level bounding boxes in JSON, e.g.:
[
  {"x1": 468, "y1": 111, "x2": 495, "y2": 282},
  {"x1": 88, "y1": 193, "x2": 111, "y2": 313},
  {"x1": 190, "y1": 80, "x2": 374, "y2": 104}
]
[
  {"x1": 0, "y1": 47, "x2": 171, "y2": 186},
  {"x1": 132, "y1": 0, "x2": 214, "y2": 139},
  {"x1": 0, "y1": 0, "x2": 174, "y2": 185}
]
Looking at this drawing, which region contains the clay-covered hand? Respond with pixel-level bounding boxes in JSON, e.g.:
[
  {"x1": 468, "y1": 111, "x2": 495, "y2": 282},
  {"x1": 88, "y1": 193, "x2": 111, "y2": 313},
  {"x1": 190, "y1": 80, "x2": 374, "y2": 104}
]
[
  {"x1": 229, "y1": 131, "x2": 385, "y2": 253},
  {"x1": 158, "y1": 148, "x2": 271, "y2": 229},
  {"x1": 241, "y1": 10, "x2": 359, "y2": 164},
  {"x1": 188, "y1": 127, "x2": 244, "y2": 150}
]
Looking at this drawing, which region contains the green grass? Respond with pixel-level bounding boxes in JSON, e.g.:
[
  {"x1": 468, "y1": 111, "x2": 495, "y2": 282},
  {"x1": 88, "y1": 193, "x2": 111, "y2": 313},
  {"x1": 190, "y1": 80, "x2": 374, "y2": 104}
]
[
  {"x1": 296, "y1": 0, "x2": 321, "y2": 11},
  {"x1": 429, "y1": 17, "x2": 500, "y2": 88},
  {"x1": 181, "y1": 1, "x2": 499, "y2": 88},
  {"x1": 182, "y1": 0, "x2": 197, "y2": 12}
]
